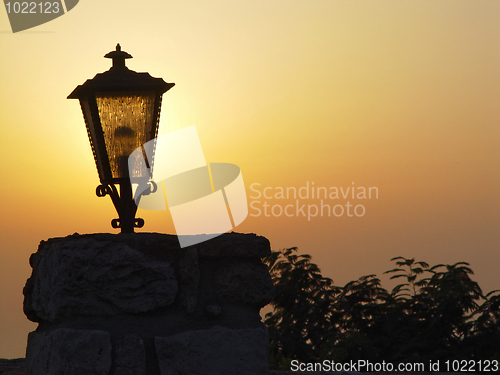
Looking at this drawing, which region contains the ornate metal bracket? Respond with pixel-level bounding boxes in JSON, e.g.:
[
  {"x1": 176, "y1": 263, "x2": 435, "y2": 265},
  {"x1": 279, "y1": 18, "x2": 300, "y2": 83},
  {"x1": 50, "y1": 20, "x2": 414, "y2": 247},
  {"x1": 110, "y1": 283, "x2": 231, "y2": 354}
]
[{"x1": 95, "y1": 180, "x2": 152, "y2": 233}]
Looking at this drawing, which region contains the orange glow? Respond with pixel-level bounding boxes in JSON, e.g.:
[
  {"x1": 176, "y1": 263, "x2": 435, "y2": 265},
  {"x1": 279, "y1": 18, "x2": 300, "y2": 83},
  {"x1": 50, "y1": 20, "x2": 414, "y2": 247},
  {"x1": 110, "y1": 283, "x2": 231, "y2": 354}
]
[{"x1": 1, "y1": 0, "x2": 500, "y2": 359}]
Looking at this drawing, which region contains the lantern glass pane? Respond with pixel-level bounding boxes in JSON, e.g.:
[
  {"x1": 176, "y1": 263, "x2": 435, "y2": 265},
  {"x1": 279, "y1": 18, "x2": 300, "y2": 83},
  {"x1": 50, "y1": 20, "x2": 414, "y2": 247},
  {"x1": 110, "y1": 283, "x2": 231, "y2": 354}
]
[{"x1": 96, "y1": 91, "x2": 156, "y2": 179}]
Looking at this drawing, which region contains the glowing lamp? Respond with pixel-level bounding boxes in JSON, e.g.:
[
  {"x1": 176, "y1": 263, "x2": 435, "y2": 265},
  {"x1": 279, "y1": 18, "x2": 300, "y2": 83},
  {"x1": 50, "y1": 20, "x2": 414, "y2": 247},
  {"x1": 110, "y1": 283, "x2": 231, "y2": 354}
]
[{"x1": 68, "y1": 44, "x2": 174, "y2": 233}]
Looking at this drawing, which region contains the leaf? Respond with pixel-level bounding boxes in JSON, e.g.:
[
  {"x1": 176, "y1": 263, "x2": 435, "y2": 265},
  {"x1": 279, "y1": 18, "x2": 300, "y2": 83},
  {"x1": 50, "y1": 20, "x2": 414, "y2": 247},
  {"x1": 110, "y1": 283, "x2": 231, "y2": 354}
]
[
  {"x1": 390, "y1": 256, "x2": 409, "y2": 261},
  {"x1": 415, "y1": 261, "x2": 430, "y2": 269},
  {"x1": 384, "y1": 267, "x2": 405, "y2": 274},
  {"x1": 389, "y1": 274, "x2": 409, "y2": 280}
]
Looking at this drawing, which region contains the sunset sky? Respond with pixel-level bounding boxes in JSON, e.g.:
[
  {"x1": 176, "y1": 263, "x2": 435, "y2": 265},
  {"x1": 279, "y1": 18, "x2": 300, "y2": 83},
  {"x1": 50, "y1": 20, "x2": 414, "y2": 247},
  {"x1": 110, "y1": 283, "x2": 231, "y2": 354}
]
[{"x1": 1, "y1": 0, "x2": 499, "y2": 359}]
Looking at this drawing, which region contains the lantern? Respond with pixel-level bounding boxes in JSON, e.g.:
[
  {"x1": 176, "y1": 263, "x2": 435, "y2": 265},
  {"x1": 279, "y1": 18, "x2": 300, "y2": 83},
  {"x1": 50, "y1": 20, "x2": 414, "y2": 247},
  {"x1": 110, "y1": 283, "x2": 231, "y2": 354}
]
[{"x1": 68, "y1": 44, "x2": 174, "y2": 233}]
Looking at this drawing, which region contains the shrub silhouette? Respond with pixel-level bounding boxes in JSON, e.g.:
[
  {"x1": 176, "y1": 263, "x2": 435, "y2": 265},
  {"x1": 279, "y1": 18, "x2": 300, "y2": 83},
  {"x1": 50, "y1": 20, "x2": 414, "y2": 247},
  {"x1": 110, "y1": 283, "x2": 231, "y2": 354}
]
[{"x1": 263, "y1": 248, "x2": 500, "y2": 369}]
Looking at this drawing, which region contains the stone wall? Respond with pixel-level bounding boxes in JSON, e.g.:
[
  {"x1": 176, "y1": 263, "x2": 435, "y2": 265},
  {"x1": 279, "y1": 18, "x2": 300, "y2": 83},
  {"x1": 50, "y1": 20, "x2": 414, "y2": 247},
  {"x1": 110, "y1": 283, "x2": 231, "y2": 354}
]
[{"x1": 23, "y1": 232, "x2": 273, "y2": 375}]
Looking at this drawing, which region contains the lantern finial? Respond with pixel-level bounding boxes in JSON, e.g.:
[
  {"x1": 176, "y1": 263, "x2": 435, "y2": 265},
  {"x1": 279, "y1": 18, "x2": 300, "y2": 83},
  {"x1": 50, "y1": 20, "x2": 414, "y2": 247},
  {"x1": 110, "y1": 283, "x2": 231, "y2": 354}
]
[{"x1": 104, "y1": 43, "x2": 132, "y2": 69}]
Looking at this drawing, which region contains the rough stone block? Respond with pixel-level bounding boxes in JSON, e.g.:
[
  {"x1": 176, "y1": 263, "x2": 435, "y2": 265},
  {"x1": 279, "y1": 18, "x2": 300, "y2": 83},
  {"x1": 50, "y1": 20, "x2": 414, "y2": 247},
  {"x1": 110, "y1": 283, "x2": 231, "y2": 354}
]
[
  {"x1": 155, "y1": 326, "x2": 270, "y2": 375},
  {"x1": 177, "y1": 247, "x2": 200, "y2": 314},
  {"x1": 114, "y1": 334, "x2": 146, "y2": 375},
  {"x1": 196, "y1": 232, "x2": 271, "y2": 259},
  {"x1": 23, "y1": 233, "x2": 273, "y2": 374},
  {"x1": 24, "y1": 237, "x2": 178, "y2": 322},
  {"x1": 26, "y1": 328, "x2": 111, "y2": 375},
  {"x1": 215, "y1": 261, "x2": 274, "y2": 307}
]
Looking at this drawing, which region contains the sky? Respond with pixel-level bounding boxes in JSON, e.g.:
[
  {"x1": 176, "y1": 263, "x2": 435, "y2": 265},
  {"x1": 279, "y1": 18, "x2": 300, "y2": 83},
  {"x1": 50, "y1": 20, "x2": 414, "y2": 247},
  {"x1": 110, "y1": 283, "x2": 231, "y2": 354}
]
[{"x1": 1, "y1": 0, "x2": 499, "y2": 359}]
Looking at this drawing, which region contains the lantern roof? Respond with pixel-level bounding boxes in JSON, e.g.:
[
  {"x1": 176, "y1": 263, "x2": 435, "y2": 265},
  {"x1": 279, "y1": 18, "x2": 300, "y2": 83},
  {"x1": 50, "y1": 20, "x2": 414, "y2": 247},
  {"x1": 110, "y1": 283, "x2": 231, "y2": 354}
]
[{"x1": 68, "y1": 44, "x2": 174, "y2": 99}]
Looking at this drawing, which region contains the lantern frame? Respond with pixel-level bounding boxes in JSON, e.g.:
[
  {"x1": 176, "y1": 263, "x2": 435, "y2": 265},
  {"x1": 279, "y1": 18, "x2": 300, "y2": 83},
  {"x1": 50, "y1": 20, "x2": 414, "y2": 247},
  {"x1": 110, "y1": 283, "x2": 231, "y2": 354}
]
[{"x1": 68, "y1": 44, "x2": 174, "y2": 233}]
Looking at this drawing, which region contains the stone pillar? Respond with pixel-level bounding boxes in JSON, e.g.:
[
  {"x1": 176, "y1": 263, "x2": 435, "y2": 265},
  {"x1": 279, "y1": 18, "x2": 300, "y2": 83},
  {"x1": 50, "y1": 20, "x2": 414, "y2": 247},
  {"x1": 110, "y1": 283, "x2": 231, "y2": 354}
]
[{"x1": 23, "y1": 232, "x2": 274, "y2": 375}]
